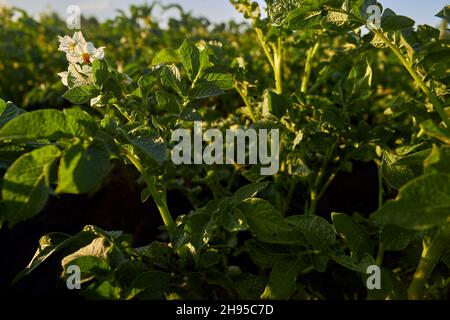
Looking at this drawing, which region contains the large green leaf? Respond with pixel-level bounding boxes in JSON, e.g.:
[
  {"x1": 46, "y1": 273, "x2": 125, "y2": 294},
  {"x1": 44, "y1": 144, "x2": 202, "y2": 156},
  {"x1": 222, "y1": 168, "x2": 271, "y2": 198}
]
[
  {"x1": 0, "y1": 99, "x2": 25, "y2": 128},
  {"x1": 56, "y1": 138, "x2": 110, "y2": 194},
  {"x1": 190, "y1": 82, "x2": 224, "y2": 100},
  {"x1": 177, "y1": 39, "x2": 201, "y2": 81},
  {"x1": 152, "y1": 48, "x2": 180, "y2": 65},
  {"x1": 372, "y1": 173, "x2": 450, "y2": 230},
  {"x1": 1, "y1": 145, "x2": 61, "y2": 227},
  {"x1": 379, "y1": 225, "x2": 420, "y2": 251},
  {"x1": 238, "y1": 199, "x2": 303, "y2": 244},
  {"x1": 287, "y1": 215, "x2": 336, "y2": 249},
  {"x1": 63, "y1": 85, "x2": 99, "y2": 104},
  {"x1": 0, "y1": 109, "x2": 68, "y2": 142},
  {"x1": 381, "y1": 151, "x2": 423, "y2": 189},
  {"x1": 381, "y1": 9, "x2": 415, "y2": 31},
  {"x1": 203, "y1": 73, "x2": 234, "y2": 90},
  {"x1": 160, "y1": 65, "x2": 183, "y2": 95},
  {"x1": 12, "y1": 230, "x2": 96, "y2": 283},
  {"x1": 63, "y1": 108, "x2": 98, "y2": 138}
]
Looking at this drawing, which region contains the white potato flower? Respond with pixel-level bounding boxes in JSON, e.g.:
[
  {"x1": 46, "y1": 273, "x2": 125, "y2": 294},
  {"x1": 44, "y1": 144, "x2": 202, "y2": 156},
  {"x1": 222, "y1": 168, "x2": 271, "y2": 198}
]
[
  {"x1": 58, "y1": 63, "x2": 93, "y2": 87},
  {"x1": 58, "y1": 31, "x2": 85, "y2": 55},
  {"x1": 58, "y1": 31, "x2": 105, "y2": 65},
  {"x1": 57, "y1": 71, "x2": 69, "y2": 87}
]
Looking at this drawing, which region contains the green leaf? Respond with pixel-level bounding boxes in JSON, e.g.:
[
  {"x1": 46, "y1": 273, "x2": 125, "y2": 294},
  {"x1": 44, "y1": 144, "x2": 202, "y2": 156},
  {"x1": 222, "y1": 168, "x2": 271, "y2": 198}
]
[
  {"x1": 260, "y1": 257, "x2": 306, "y2": 299},
  {"x1": 238, "y1": 198, "x2": 303, "y2": 244},
  {"x1": 61, "y1": 236, "x2": 112, "y2": 269},
  {"x1": 371, "y1": 32, "x2": 389, "y2": 48},
  {"x1": 235, "y1": 274, "x2": 266, "y2": 299},
  {"x1": 379, "y1": 225, "x2": 420, "y2": 251},
  {"x1": 424, "y1": 146, "x2": 450, "y2": 175},
  {"x1": 63, "y1": 85, "x2": 99, "y2": 104},
  {"x1": 381, "y1": 9, "x2": 415, "y2": 31},
  {"x1": 0, "y1": 99, "x2": 25, "y2": 128},
  {"x1": 332, "y1": 212, "x2": 374, "y2": 256},
  {"x1": 12, "y1": 230, "x2": 96, "y2": 283},
  {"x1": 287, "y1": 215, "x2": 336, "y2": 249},
  {"x1": 138, "y1": 69, "x2": 160, "y2": 96},
  {"x1": 63, "y1": 108, "x2": 98, "y2": 138},
  {"x1": 190, "y1": 82, "x2": 224, "y2": 100},
  {"x1": 56, "y1": 138, "x2": 110, "y2": 194},
  {"x1": 82, "y1": 280, "x2": 121, "y2": 299},
  {"x1": 221, "y1": 209, "x2": 248, "y2": 232},
  {"x1": 160, "y1": 65, "x2": 183, "y2": 95},
  {"x1": 185, "y1": 213, "x2": 218, "y2": 249},
  {"x1": 203, "y1": 73, "x2": 234, "y2": 90},
  {"x1": 152, "y1": 48, "x2": 180, "y2": 65},
  {"x1": 61, "y1": 255, "x2": 111, "y2": 283},
  {"x1": 92, "y1": 60, "x2": 109, "y2": 85},
  {"x1": 234, "y1": 181, "x2": 269, "y2": 203},
  {"x1": 197, "y1": 248, "x2": 221, "y2": 269},
  {"x1": 436, "y1": 5, "x2": 450, "y2": 23},
  {"x1": 155, "y1": 90, "x2": 181, "y2": 113},
  {"x1": 372, "y1": 173, "x2": 450, "y2": 230},
  {"x1": 329, "y1": 252, "x2": 375, "y2": 273},
  {"x1": 366, "y1": 268, "x2": 408, "y2": 300},
  {"x1": 262, "y1": 90, "x2": 290, "y2": 119},
  {"x1": 1, "y1": 145, "x2": 61, "y2": 227},
  {"x1": 420, "y1": 120, "x2": 450, "y2": 145},
  {"x1": 247, "y1": 240, "x2": 296, "y2": 269},
  {"x1": 381, "y1": 151, "x2": 423, "y2": 189},
  {"x1": 177, "y1": 39, "x2": 201, "y2": 81},
  {"x1": 0, "y1": 109, "x2": 68, "y2": 142},
  {"x1": 128, "y1": 271, "x2": 172, "y2": 299},
  {"x1": 127, "y1": 132, "x2": 167, "y2": 165}
]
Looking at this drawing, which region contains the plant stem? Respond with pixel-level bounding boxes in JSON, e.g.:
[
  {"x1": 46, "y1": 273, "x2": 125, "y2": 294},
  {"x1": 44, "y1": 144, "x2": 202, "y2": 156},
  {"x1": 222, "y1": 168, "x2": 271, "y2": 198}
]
[
  {"x1": 235, "y1": 83, "x2": 257, "y2": 123},
  {"x1": 323, "y1": 6, "x2": 450, "y2": 128},
  {"x1": 309, "y1": 143, "x2": 336, "y2": 215},
  {"x1": 273, "y1": 37, "x2": 283, "y2": 94},
  {"x1": 371, "y1": 29, "x2": 450, "y2": 128},
  {"x1": 376, "y1": 244, "x2": 384, "y2": 266},
  {"x1": 301, "y1": 42, "x2": 319, "y2": 93},
  {"x1": 376, "y1": 160, "x2": 383, "y2": 209},
  {"x1": 407, "y1": 222, "x2": 450, "y2": 300},
  {"x1": 122, "y1": 147, "x2": 176, "y2": 234},
  {"x1": 255, "y1": 27, "x2": 274, "y2": 68}
]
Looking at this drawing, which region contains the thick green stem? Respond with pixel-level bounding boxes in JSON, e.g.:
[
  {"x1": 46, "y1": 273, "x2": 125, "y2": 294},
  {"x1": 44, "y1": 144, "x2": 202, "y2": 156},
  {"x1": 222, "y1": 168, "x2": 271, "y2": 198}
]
[
  {"x1": 301, "y1": 42, "x2": 319, "y2": 93},
  {"x1": 122, "y1": 148, "x2": 176, "y2": 234},
  {"x1": 376, "y1": 244, "x2": 384, "y2": 266},
  {"x1": 407, "y1": 222, "x2": 450, "y2": 300},
  {"x1": 273, "y1": 38, "x2": 283, "y2": 94}
]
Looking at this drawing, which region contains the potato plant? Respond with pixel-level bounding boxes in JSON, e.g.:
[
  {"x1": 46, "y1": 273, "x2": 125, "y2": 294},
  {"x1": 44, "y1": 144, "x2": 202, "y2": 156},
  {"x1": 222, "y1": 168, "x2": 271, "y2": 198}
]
[{"x1": 0, "y1": 0, "x2": 449, "y2": 300}]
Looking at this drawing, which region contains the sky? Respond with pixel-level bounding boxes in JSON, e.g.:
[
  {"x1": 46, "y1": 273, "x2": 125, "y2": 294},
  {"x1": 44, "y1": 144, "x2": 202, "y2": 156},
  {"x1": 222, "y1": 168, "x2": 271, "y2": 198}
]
[{"x1": 0, "y1": 0, "x2": 448, "y2": 27}]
